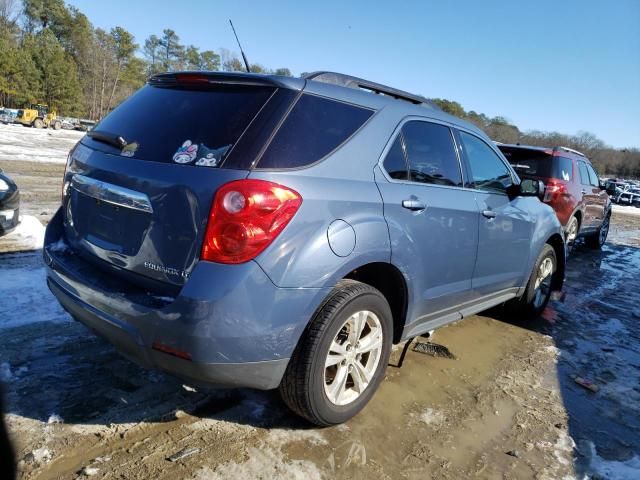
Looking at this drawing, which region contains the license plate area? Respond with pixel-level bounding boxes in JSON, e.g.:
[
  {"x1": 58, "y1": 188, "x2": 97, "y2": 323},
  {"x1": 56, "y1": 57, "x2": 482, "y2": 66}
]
[{"x1": 71, "y1": 190, "x2": 150, "y2": 255}]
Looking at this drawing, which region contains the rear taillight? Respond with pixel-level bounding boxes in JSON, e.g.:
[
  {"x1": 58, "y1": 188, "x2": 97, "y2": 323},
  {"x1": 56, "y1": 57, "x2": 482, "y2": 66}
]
[
  {"x1": 201, "y1": 179, "x2": 302, "y2": 264},
  {"x1": 543, "y1": 180, "x2": 567, "y2": 202}
]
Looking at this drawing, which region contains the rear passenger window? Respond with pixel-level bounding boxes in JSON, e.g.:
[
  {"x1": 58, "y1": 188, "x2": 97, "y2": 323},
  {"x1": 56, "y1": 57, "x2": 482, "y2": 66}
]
[
  {"x1": 578, "y1": 161, "x2": 590, "y2": 185},
  {"x1": 460, "y1": 131, "x2": 513, "y2": 194},
  {"x1": 382, "y1": 135, "x2": 408, "y2": 180},
  {"x1": 401, "y1": 121, "x2": 462, "y2": 186},
  {"x1": 586, "y1": 164, "x2": 599, "y2": 187},
  {"x1": 257, "y1": 94, "x2": 373, "y2": 169}
]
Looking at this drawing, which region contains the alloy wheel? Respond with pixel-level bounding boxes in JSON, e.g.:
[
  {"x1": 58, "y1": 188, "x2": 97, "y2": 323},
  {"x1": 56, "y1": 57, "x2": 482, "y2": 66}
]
[
  {"x1": 532, "y1": 256, "x2": 554, "y2": 309},
  {"x1": 566, "y1": 217, "x2": 579, "y2": 244},
  {"x1": 324, "y1": 310, "x2": 384, "y2": 406}
]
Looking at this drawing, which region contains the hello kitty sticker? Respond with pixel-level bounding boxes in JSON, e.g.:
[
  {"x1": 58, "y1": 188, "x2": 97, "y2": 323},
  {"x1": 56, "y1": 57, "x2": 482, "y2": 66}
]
[
  {"x1": 172, "y1": 140, "x2": 198, "y2": 164},
  {"x1": 172, "y1": 141, "x2": 231, "y2": 167}
]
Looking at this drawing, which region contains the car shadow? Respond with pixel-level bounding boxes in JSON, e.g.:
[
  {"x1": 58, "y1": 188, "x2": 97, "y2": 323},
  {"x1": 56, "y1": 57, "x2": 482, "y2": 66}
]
[{"x1": 488, "y1": 240, "x2": 640, "y2": 477}]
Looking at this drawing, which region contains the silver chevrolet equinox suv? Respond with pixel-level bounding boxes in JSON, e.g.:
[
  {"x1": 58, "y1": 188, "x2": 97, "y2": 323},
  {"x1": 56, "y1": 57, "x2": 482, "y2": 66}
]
[{"x1": 44, "y1": 71, "x2": 565, "y2": 425}]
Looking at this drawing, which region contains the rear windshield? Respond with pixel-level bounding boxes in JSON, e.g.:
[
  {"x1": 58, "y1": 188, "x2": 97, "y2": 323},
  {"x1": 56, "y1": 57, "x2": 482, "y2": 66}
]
[
  {"x1": 85, "y1": 84, "x2": 275, "y2": 166},
  {"x1": 500, "y1": 148, "x2": 573, "y2": 181},
  {"x1": 256, "y1": 94, "x2": 374, "y2": 169}
]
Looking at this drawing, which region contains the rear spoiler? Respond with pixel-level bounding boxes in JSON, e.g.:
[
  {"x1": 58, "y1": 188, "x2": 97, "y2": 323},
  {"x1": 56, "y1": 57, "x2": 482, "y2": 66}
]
[{"x1": 148, "y1": 71, "x2": 305, "y2": 91}]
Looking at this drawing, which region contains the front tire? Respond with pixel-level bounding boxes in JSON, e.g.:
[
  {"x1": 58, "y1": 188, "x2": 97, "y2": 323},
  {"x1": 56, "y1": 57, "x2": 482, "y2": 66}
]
[
  {"x1": 509, "y1": 244, "x2": 556, "y2": 320},
  {"x1": 279, "y1": 280, "x2": 392, "y2": 426}
]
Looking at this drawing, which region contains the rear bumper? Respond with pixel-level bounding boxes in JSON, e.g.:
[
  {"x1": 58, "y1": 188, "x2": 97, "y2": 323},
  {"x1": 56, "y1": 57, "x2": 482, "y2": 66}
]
[{"x1": 44, "y1": 209, "x2": 330, "y2": 390}]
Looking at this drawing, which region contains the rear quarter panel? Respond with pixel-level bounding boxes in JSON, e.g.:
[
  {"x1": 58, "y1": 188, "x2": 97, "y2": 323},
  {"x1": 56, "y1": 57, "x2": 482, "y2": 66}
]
[
  {"x1": 522, "y1": 198, "x2": 565, "y2": 284},
  {"x1": 247, "y1": 107, "x2": 402, "y2": 288}
]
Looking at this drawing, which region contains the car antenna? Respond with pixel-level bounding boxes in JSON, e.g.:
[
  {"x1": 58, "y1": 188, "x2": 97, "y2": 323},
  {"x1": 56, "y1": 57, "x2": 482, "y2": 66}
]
[{"x1": 229, "y1": 19, "x2": 251, "y2": 73}]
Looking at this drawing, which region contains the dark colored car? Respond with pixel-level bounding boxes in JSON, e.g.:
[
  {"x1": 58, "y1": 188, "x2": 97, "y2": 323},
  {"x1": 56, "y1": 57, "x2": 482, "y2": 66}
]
[
  {"x1": 43, "y1": 71, "x2": 565, "y2": 425},
  {"x1": 0, "y1": 169, "x2": 19, "y2": 236},
  {"x1": 605, "y1": 179, "x2": 626, "y2": 197},
  {"x1": 498, "y1": 144, "x2": 611, "y2": 248}
]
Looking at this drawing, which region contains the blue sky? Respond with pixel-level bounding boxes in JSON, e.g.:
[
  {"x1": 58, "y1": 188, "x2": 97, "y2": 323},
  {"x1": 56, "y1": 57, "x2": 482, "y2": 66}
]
[{"x1": 67, "y1": 0, "x2": 640, "y2": 148}]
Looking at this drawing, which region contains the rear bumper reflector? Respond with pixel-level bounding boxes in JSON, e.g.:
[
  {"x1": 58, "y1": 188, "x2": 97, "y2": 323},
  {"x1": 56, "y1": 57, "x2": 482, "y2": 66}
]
[{"x1": 152, "y1": 342, "x2": 193, "y2": 361}]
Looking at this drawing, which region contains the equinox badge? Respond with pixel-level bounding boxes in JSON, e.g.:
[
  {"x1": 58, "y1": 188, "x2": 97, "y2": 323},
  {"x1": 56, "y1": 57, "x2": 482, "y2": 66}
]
[{"x1": 143, "y1": 261, "x2": 189, "y2": 279}]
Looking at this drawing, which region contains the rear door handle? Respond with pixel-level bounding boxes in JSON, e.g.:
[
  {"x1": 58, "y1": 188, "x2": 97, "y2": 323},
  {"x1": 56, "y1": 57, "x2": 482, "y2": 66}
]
[
  {"x1": 482, "y1": 209, "x2": 497, "y2": 219},
  {"x1": 402, "y1": 199, "x2": 426, "y2": 211}
]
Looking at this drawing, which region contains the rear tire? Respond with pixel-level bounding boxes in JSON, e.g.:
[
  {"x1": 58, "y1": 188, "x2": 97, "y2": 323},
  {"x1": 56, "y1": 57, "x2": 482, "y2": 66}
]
[
  {"x1": 33, "y1": 118, "x2": 44, "y2": 129},
  {"x1": 585, "y1": 211, "x2": 610, "y2": 249},
  {"x1": 508, "y1": 244, "x2": 556, "y2": 320},
  {"x1": 279, "y1": 280, "x2": 392, "y2": 426}
]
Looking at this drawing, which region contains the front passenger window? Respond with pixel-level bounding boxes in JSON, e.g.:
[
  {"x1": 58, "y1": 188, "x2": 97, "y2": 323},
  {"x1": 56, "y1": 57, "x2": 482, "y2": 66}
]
[{"x1": 460, "y1": 131, "x2": 513, "y2": 194}]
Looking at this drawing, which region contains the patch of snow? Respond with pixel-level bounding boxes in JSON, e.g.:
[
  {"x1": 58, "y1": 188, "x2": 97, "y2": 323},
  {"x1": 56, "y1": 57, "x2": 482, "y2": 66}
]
[
  {"x1": 544, "y1": 345, "x2": 561, "y2": 356},
  {"x1": 0, "y1": 253, "x2": 71, "y2": 329},
  {"x1": 194, "y1": 447, "x2": 324, "y2": 480},
  {"x1": 0, "y1": 122, "x2": 84, "y2": 164},
  {"x1": 81, "y1": 466, "x2": 100, "y2": 476},
  {"x1": 182, "y1": 384, "x2": 197, "y2": 392},
  {"x1": 47, "y1": 414, "x2": 63, "y2": 424},
  {"x1": 418, "y1": 408, "x2": 445, "y2": 425},
  {"x1": 266, "y1": 428, "x2": 327, "y2": 448},
  {"x1": 553, "y1": 431, "x2": 576, "y2": 466},
  {"x1": 612, "y1": 204, "x2": 640, "y2": 217},
  {"x1": 30, "y1": 447, "x2": 53, "y2": 464},
  {"x1": 1, "y1": 215, "x2": 45, "y2": 250},
  {"x1": 587, "y1": 442, "x2": 640, "y2": 480}
]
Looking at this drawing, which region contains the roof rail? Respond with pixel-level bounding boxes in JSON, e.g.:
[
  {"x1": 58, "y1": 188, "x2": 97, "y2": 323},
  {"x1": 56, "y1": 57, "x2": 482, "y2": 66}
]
[
  {"x1": 303, "y1": 71, "x2": 438, "y2": 109},
  {"x1": 557, "y1": 146, "x2": 585, "y2": 157}
]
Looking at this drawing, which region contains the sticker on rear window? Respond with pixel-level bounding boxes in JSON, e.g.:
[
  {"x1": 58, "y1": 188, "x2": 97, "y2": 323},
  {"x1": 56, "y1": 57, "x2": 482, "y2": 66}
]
[
  {"x1": 173, "y1": 140, "x2": 198, "y2": 164},
  {"x1": 121, "y1": 141, "x2": 139, "y2": 157},
  {"x1": 194, "y1": 144, "x2": 231, "y2": 168}
]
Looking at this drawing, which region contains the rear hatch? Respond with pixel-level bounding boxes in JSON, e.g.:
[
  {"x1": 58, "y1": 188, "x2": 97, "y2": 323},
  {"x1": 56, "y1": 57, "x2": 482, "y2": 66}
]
[
  {"x1": 498, "y1": 146, "x2": 559, "y2": 181},
  {"x1": 61, "y1": 73, "x2": 301, "y2": 293}
]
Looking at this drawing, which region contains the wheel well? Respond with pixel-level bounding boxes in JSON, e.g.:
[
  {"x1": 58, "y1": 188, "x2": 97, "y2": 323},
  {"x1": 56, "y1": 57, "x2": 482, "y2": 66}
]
[
  {"x1": 573, "y1": 210, "x2": 582, "y2": 227},
  {"x1": 344, "y1": 262, "x2": 407, "y2": 344},
  {"x1": 546, "y1": 234, "x2": 565, "y2": 291}
]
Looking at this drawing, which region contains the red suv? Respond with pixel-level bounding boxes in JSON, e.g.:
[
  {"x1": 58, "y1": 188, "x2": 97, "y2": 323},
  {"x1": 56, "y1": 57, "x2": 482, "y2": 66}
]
[{"x1": 498, "y1": 144, "x2": 611, "y2": 248}]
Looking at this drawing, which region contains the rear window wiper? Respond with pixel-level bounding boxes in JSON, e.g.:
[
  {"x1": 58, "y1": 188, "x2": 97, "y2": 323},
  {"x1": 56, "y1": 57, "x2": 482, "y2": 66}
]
[{"x1": 87, "y1": 130, "x2": 127, "y2": 149}]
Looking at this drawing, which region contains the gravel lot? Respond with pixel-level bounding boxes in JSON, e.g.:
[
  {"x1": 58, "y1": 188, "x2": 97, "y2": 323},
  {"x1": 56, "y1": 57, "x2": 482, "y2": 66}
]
[{"x1": 1, "y1": 125, "x2": 639, "y2": 479}]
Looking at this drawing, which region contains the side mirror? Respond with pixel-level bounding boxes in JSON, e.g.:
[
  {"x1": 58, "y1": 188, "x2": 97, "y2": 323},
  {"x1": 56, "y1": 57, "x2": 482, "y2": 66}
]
[
  {"x1": 599, "y1": 179, "x2": 606, "y2": 190},
  {"x1": 519, "y1": 178, "x2": 545, "y2": 200}
]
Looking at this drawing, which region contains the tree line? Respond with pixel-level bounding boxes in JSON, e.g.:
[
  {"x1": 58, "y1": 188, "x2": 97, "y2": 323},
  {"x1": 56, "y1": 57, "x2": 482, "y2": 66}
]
[
  {"x1": 431, "y1": 99, "x2": 640, "y2": 178},
  {"x1": 0, "y1": 0, "x2": 291, "y2": 119},
  {"x1": 0, "y1": 0, "x2": 636, "y2": 177}
]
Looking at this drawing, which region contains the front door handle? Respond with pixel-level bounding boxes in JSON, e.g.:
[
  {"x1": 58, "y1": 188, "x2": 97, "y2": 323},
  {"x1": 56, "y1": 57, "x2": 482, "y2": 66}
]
[
  {"x1": 402, "y1": 199, "x2": 426, "y2": 211},
  {"x1": 482, "y1": 209, "x2": 497, "y2": 219}
]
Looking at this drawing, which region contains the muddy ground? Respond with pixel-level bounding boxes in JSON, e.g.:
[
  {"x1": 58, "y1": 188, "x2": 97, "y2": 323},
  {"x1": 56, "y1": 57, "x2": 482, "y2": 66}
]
[{"x1": 1, "y1": 156, "x2": 639, "y2": 479}]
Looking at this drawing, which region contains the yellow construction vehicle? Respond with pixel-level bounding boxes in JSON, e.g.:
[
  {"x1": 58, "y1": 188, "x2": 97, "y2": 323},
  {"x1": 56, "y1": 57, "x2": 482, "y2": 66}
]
[{"x1": 16, "y1": 104, "x2": 61, "y2": 129}]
